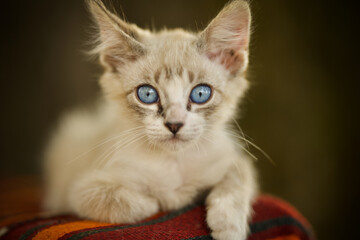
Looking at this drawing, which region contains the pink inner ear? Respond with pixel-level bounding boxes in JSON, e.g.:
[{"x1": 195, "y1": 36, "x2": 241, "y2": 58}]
[
  {"x1": 207, "y1": 48, "x2": 246, "y2": 74},
  {"x1": 224, "y1": 49, "x2": 245, "y2": 71},
  {"x1": 203, "y1": 5, "x2": 250, "y2": 72},
  {"x1": 205, "y1": 22, "x2": 249, "y2": 73}
]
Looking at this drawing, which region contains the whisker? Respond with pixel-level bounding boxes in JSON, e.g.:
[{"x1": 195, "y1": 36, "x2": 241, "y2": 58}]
[
  {"x1": 232, "y1": 118, "x2": 249, "y2": 150},
  {"x1": 230, "y1": 156, "x2": 243, "y2": 176},
  {"x1": 68, "y1": 126, "x2": 144, "y2": 164},
  {"x1": 227, "y1": 131, "x2": 274, "y2": 165},
  {"x1": 194, "y1": 141, "x2": 200, "y2": 154},
  {"x1": 233, "y1": 141, "x2": 258, "y2": 161},
  {"x1": 202, "y1": 130, "x2": 247, "y2": 175},
  {"x1": 200, "y1": 134, "x2": 215, "y2": 146},
  {"x1": 95, "y1": 130, "x2": 145, "y2": 167},
  {"x1": 95, "y1": 140, "x2": 122, "y2": 167},
  {"x1": 104, "y1": 134, "x2": 147, "y2": 167}
]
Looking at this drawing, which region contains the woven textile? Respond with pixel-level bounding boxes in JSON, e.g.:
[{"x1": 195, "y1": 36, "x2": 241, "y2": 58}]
[{"x1": 0, "y1": 194, "x2": 315, "y2": 240}]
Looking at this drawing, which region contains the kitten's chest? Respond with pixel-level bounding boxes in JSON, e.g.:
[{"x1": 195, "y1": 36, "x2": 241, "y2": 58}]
[
  {"x1": 142, "y1": 153, "x2": 231, "y2": 210},
  {"x1": 146, "y1": 158, "x2": 202, "y2": 210},
  {"x1": 151, "y1": 157, "x2": 211, "y2": 185},
  {"x1": 114, "y1": 142, "x2": 234, "y2": 209},
  {"x1": 151, "y1": 158, "x2": 184, "y2": 190}
]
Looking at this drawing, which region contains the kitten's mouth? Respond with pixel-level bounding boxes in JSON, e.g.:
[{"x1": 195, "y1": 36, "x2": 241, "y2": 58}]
[
  {"x1": 149, "y1": 134, "x2": 194, "y2": 152},
  {"x1": 164, "y1": 134, "x2": 191, "y2": 145},
  {"x1": 147, "y1": 133, "x2": 193, "y2": 150},
  {"x1": 168, "y1": 135, "x2": 185, "y2": 142}
]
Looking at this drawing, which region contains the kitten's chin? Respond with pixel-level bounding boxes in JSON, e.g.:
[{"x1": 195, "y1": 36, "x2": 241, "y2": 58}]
[{"x1": 149, "y1": 135, "x2": 197, "y2": 153}]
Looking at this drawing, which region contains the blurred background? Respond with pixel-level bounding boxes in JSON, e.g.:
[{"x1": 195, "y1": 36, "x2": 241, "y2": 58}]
[{"x1": 0, "y1": 0, "x2": 358, "y2": 239}]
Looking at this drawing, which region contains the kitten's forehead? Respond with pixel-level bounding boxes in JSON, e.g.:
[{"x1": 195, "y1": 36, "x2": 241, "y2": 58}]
[
  {"x1": 145, "y1": 29, "x2": 197, "y2": 51},
  {"x1": 144, "y1": 29, "x2": 199, "y2": 67},
  {"x1": 120, "y1": 29, "x2": 229, "y2": 92},
  {"x1": 146, "y1": 31, "x2": 225, "y2": 82}
]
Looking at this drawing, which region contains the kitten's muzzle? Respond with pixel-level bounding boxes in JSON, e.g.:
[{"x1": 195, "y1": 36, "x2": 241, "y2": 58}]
[{"x1": 165, "y1": 122, "x2": 184, "y2": 135}]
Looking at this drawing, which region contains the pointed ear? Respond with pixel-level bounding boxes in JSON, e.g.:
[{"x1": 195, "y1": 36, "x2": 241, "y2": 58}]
[
  {"x1": 197, "y1": 0, "x2": 251, "y2": 74},
  {"x1": 87, "y1": 0, "x2": 146, "y2": 71}
]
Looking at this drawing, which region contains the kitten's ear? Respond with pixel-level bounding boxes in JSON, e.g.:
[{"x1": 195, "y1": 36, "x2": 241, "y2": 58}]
[
  {"x1": 87, "y1": 0, "x2": 146, "y2": 71},
  {"x1": 197, "y1": 0, "x2": 251, "y2": 74}
]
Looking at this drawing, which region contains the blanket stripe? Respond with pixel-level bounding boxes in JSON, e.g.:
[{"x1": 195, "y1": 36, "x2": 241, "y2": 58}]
[
  {"x1": 33, "y1": 221, "x2": 113, "y2": 240},
  {"x1": 250, "y1": 216, "x2": 309, "y2": 234},
  {"x1": 2, "y1": 216, "x2": 77, "y2": 240},
  {"x1": 61, "y1": 204, "x2": 204, "y2": 240},
  {"x1": 0, "y1": 195, "x2": 315, "y2": 240}
]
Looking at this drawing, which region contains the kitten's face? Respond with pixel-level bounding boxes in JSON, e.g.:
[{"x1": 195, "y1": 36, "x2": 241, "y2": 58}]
[
  {"x1": 88, "y1": 0, "x2": 251, "y2": 152},
  {"x1": 119, "y1": 32, "x2": 248, "y2": 151}
]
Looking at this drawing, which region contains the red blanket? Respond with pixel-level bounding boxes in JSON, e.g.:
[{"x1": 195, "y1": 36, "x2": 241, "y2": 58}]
[{"x1": 0, "y1": 177, "x2": 315, "y2": 240}]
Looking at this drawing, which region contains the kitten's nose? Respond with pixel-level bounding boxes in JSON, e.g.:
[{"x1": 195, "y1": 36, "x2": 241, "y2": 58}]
[{"x1": 165, "y1": 122, "x2": 184, "y2": 135}]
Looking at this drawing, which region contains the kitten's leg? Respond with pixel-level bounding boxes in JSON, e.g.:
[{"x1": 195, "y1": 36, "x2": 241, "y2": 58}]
[
  {"x1": 68, "y1": 171, "x2": 159, "y2": 223},
  {"x1": 206, "y1": 158, "x2": 257, "y2": 240}
]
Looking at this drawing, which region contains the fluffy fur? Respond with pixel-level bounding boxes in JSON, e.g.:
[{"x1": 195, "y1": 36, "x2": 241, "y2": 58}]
[{"x1": 43, "y1": 1, "x2": 258, "y2": 239}]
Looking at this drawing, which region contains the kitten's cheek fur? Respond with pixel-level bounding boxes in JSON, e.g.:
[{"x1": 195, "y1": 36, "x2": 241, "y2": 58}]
[{"x1": 68, "y1": 172, "x2": 159, "y2": 223}]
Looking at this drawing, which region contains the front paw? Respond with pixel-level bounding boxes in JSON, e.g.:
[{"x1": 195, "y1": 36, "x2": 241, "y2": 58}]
[
  {"x1": 69, "y1": 180, "x2": 159, "y2": 223},
  {"x1": 206, "y1": 204, "x2": 249, "y2": 240}
]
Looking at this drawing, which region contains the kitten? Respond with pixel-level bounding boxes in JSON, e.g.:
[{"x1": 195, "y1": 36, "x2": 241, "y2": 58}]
[{"x1": 43, "y1": 0, "x2": 258, "y2": 239}]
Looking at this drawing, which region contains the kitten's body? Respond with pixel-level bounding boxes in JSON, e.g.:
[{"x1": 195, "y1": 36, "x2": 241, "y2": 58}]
[
  {"x1": 45, "y1": 99, "x2": 250, "y2": 215},
  {"x1": 44, "y1": 1, "x2": 257, "y2": 239}
]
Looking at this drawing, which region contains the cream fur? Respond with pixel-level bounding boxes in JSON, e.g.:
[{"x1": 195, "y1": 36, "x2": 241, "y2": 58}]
[{"x1": 43, "y1": 1, "x2": 258, "y2": 239}]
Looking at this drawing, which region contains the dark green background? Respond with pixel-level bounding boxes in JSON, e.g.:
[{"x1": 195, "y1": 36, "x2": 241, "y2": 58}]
[{"x1": 1, "y1": 1, "x2": 358, "y2": 239}]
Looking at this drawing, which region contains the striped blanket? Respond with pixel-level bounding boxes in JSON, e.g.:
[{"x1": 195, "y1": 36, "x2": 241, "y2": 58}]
[{"x1": 0, "y1": 177, "x2": 315, "y2": 240}]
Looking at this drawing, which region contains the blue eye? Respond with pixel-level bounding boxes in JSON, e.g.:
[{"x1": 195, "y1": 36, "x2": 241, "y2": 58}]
[
  {"x1": 190, "y1": 85, "x2": 212, "y2": 104},
  {"x1": 137, "y1": 85, "x2": 159, "y2": 104}
]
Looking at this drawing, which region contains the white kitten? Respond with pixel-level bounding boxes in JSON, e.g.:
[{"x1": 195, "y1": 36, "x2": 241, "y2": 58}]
[{"x1": 43, "y1": 1, "x2": 258, "y2": 239}]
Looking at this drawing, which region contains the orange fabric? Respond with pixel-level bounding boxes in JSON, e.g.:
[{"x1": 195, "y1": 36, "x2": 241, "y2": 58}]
[
  {"x1": 268, "y1": 235, "x2": 301, "y2": 240},
  {"x1": 32, "y1": 221, "x2": 113, "y2": 240}
]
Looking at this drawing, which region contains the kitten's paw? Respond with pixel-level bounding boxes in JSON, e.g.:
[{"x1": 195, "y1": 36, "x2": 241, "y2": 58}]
[
  {"x1": 206, "y1": 204, "x2": 249, "y2": 240},
  {"x1": 69, "y1": 179, "x2": 159, "y2": 223}
]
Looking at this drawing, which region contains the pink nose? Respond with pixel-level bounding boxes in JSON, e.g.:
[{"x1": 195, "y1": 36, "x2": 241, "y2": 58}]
[{"x1": 165, "y1": 122, "x2": 184, "y2": 135}]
